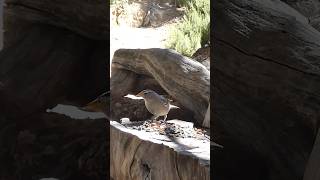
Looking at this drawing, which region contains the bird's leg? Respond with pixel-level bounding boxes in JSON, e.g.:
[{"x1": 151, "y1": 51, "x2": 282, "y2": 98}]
[
  {"x1": 163, "y1": 115, "x2": 167, "y2": 122},
  {"x1": 151, "y1": 115, "x2": 158, "y2": 122}
]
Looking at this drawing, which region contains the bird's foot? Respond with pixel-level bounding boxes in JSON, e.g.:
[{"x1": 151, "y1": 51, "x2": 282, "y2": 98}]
[
  {"x1": 160, "y1": 115, "x2": 168, "y2": 124},
  {"x1": 158, "y1": 119, "x2": 167, "y2": 125}
]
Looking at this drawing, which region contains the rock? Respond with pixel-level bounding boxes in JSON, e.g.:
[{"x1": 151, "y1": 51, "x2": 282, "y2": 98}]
[
  {"x1": 128, "y1": 0, "x2": 177, "y2": 5},
  {"x1": 113, "y1": 0, "x2": 183, "y2": 28},
  {"x1": 192, "y1": 46, "x2": 210, "y2": 71},
  {"x1": 116, "y1": 2, "x2": 148, "y2": 27},
  {"x1": 213, "y1": 0, "x2": 320, "y2": 180},
  {"x1": 144, "y1": 2, "x2": 183, "y2": 27},
  {"x1": 111, "y1": 48, "x2": 210, "y2": 126}
]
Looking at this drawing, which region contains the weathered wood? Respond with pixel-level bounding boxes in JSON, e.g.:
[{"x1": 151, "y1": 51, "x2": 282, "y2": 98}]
[
  {"x1": 202, "y1": 103, "x2": 210, "y2": 128},
  {"x1": 0, "y1": 24, "x2": 107, "y2": 119},
  {"x1": 0, "y1": 20, "x2": 108, "y2": 179},
  {"x1": 110, "y1": 120, "x2": 210, "y2": 180},
  {"x1": 213, "y1": 0, "x2": 320, "y2": 180},
  {"x1": 112, "y1": 48, "x2": 210, "y2": 125},
  {"x1": 281, "y1": 0, "x2": 320, "y2": 31},
  {"x1": 5, "y1": 0, "x2": 107, "y2": 40},
  {"x1": 303, "y1": 128, "x2": 320, "y2": 180},
  {"x1": 110, "y1": 67, "x2": 138, "y2": 100}
]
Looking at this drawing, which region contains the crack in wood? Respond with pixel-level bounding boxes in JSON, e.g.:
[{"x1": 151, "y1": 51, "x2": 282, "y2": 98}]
[
  {"x1": 174, "y1": 152, "x2": 182, "y2": 180},
  {"x1": 142, "y1": 163, "x2": 151, "y2": 180},
  {"x1": 214, "y1": 37, "x2": 320, "y2": 77},
  {"x1": 6, "y1": 2, "x2": 60, "y2": 19},
  {"x1": 129, "y1": 140, "x2": 142, "y2": 179}
]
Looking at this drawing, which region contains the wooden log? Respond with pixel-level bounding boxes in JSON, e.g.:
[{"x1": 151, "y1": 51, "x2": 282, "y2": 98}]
[
  {"x1": 110, "y1": 67, "x2": 138, "y2": 100},
  {"x1": 281, "y1": 0, "x2": 320, "y2": 31},
  {"x1": 202, "y1": 103, "x2": 210, "y2": 128},
  {"x1": 213, "y1": 0, "x2": 320, "y2": 179},
  {"x1": 303, "y1": 128, "x2": 320, "y2": 180},
  {"x1": 112, "y1": 48, "x2": 210, "y2": 125},
  {"x1": 0, "y1": 24, "x2": 107, "y2": 119},
  {"x1": 110, "y1": 120, "x2": 210, "y2": 180},
  {"x1": 0, "y1": 21, "x2": 108, "y2": 179},
  {"x1": 5, "y1": 0, "x2": 107, "y2": 40}
]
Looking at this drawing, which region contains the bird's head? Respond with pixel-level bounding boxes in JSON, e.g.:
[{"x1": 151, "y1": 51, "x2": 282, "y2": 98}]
[
  {"x1": 83, "y1": 91, "x2": 109, "y2": 113},
  {"x1": 136, "y1": 89, "x2": 155, "y2": 98}
]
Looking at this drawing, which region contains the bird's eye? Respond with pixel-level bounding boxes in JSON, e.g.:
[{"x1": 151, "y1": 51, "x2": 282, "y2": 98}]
[{"x1": 144, "y1": 91, "x2": 151, "y2": 95}]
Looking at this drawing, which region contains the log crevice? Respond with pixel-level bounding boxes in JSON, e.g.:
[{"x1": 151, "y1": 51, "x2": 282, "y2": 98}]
[{"x1": 214, "y1": 37, "x2": 320, "y2": 76}]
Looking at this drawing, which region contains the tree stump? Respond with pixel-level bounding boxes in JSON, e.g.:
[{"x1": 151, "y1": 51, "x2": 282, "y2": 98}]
[{"x1": 110, "y1": 120, "x2": 210, "y2": 180}]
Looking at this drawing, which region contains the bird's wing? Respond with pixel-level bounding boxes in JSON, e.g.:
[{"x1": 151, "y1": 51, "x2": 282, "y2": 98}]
[
  {"x1": 159, "y1": 95, "x2": 169, "y2": 105},
  {"x1": 158, "y1": 95, "x2": 180, "y2": 108}
]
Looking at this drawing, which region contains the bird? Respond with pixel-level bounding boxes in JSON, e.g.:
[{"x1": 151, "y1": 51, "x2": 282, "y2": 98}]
[
  {"x1": 136, "y1": 89, "x2": 178, "y2": 122},
  {"x1": 82, "y1": 91, "x2": 110, "y2": 119}
]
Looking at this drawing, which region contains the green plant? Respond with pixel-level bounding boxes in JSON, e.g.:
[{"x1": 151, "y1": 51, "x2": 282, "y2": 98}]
[
  {"x1": 165, "y1": 0, "x2": 210, "y2": 57},
  {"x1": 176, "y1": 0, "x2": 191, "y2": 8}
]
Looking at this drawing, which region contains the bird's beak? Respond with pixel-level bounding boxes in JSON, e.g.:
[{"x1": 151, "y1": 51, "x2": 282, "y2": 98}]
[{"x1": 82, "y1": 99, "x2": 103, "y2": 112}]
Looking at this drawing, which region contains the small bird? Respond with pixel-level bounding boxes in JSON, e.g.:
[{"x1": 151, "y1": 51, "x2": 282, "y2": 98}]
[
  {"x1": 83, "y1": 91, "x2": 110, "y2": 119},
  {"x1": 136, "y1": 89, "x2": 178, "y2": 122}
]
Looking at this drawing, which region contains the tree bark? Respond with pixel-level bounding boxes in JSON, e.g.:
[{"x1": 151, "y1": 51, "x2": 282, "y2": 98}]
[
  {"x1": 5, "y1": 0, "x2": 107, "y2": 40},
  {"x1": 202, "y1": 103, "x2": 210, "y2": 128},
  {"x1": 110, "y1": 121, "x2": 210, "y2": 180},
  {"x1": 213, "y1": 0, "x2": 320, "y2": 180},
  {"x1": 304, "y1": 128, "x2": 320, "y2": 180}
]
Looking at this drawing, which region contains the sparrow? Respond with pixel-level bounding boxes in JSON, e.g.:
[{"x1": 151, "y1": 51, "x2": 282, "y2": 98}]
[{"x1": 136, "y1": 89, "x2": 178, "y2": 121}]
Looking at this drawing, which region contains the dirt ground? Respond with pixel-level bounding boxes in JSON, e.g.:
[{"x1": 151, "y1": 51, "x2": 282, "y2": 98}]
[{"x1": 110, "y1": 19, "x2": 180, "y2": 75}]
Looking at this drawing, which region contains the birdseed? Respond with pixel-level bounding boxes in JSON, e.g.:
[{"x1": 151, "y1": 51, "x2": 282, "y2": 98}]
[{"x1": 126, "y1": 120, "x2": 209, "y2": 141}]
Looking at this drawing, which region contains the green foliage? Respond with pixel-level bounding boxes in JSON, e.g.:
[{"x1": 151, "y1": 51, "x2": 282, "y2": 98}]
[
  {"x1": 176, "y1": 0, "x2": 192, "y2": 8},
  {"x1": 165, "y1": 0, "x2": 210, "y2": 57}
]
